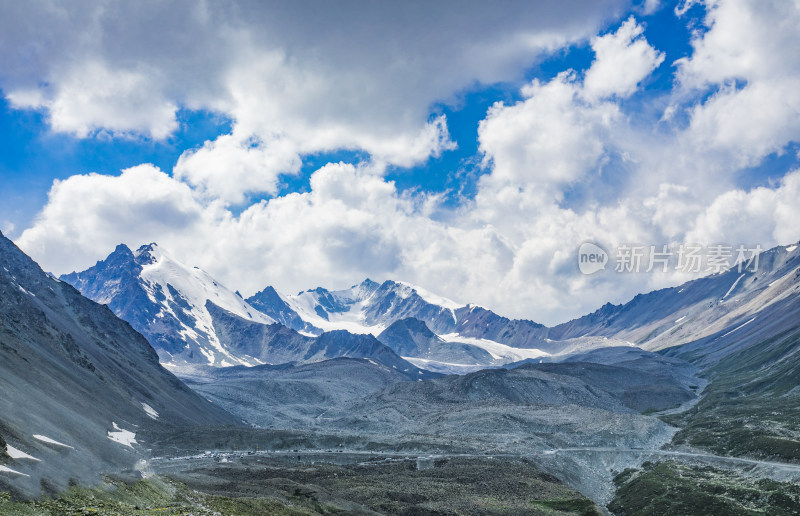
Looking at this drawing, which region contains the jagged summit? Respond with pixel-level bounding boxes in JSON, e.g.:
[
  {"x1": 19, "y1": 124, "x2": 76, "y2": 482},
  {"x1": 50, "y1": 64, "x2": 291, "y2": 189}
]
[
  {"x1": 246, "y1": 285, "x2": 320, "y2": 335},
  {"x1": 133, "y1": 242, "x2": 165, "y2": 265},
  {"x1": 62, "y1": 242, "x2": 275, "y2": 370}
]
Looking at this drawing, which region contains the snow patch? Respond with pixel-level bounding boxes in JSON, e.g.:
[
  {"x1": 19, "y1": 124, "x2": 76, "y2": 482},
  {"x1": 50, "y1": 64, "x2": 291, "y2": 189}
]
[
  {"x1": 141, "y1": 402, "x2": 159, "y2": 420},
  {"x1": 722, "y1": 274, "x2": 745, "y2": 300},
  {"x1": 107, "y1": 422, "x2": 137, "y2": 448},
  {"x1": 0, "y1": 465, "x2": 29, "y2": 477},
  {"x1": 285, "y1": 279, "x2": 463, "y2": 336},
  {"x1": 33, "y1": 434, "x2": 74, "y2": 449},
  {"x1": 6, "y1": 444, "x2": 40, "y2": 461},
  {"x1": 720, "y1": 317, "x2": 757, "y2": 339},
  {"x1": 285, "y1": 288, "x2": 386, "y2": 336},
  {"x1": 787, "y1": 245, "x2": 798, "y2": 253},
  {"x1": 439, "y1": 333, "x2": 549, "y2": 362}
]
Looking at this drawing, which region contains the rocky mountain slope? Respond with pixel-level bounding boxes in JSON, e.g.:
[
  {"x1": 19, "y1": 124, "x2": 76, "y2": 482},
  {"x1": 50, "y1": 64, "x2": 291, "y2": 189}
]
[
  {"x1": 551, "y1": 242, "x2": 800, "y2": 354},
  {"x1": 184, "y1": 357, "x2": 422, "y2": 428},
  {"x1": 376, "y1": 318, "x2": 498, "y2": 366},
  {"x1": 0, "y1": 232, "x2": 237, "y2": 498}
]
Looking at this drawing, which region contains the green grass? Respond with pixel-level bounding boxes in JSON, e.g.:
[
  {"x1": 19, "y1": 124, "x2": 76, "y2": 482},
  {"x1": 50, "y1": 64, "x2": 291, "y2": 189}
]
[
  {"x1": 0, "y1": 434, "x2": 9, "y2": 464},
  {"x1": 0, "y1": 476, "x2": 313, "y2": 516},
  {"x1": 608, "y1": 461, "x2": 800, "y2": 516},
  {"x1": 663, "y1": 328, "x2": 800, "y2": 462},
  {"x1": 531, "y1": 498, "x2": 600, "y2": 515}
]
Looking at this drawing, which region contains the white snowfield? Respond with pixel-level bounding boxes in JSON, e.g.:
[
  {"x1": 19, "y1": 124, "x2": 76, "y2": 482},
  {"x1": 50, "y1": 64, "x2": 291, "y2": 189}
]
[
  {"x1": 396, "y1": 281, "x2": 462, "y2": 310},
  {"x1": 286, "y1": 287, "x2": 386, "y2": 336},
  {"x1": 137, "y1": 244, "x2": 274, "y2": 366},
  {"x1": 17, "y1": 285, "x2": 35, "y2": 296},
  {"x1": 6, "y1": 444, "x2": 40, "y2": 461},
  {"x1": 720, "y1": 317, "x2": 757, "y2": 339},
  {"x1": 722, "y1": 274, "x2": 745, "y2": 300},
  {"x1": 439, "y1": 333, "x2": 550, "y2": 362},
  {"x1": 107, "y1": 422, "x2": 137, "y2": 448}
]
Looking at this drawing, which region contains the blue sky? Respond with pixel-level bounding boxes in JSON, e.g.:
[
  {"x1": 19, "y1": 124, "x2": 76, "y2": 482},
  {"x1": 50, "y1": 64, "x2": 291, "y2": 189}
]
[{"x1": 2, "y1": 0, "x2": 800, "y2": 324}]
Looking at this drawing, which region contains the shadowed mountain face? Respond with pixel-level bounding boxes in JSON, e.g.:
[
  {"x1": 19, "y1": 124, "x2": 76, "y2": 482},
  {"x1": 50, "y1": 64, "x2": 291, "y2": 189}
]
[
  {"x1": 377, "y1": 317, "x2": 498, "y2": 365},
  {"x1": 245, "y1": 285, "x2": 320, "y2": 335},
  {"x1": 0, "y1": 232, "x2": 238, "y2": 498},
  {"x1": 206, "y1": 301, "x2": 438, "y2": 379}
]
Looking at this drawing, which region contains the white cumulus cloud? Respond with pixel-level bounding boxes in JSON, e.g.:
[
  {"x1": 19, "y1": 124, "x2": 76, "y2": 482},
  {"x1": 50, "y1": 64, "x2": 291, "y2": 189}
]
[
  {"x1": 12, "y1": 1, "x2": 800, "y2": 325},
  {"x1": 583, "y1": 16, "x2": 665, "y2": 100}
]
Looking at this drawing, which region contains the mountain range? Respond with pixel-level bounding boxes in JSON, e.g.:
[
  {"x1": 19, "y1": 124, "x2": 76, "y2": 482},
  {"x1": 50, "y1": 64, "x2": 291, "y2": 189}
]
[{"x1": 61, "y1": 243, "x2": 631, "y2": 374}]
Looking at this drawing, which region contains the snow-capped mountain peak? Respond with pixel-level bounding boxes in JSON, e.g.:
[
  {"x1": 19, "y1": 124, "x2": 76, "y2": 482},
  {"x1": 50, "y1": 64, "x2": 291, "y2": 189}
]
[
  {"x1": 134, "y1": 243, "x2": 271, "y2": 326},
  {"x1": 280, "y1": 278, "x2": 462, "y2": 336},
  {"x1": 395, "y1": 281, "x2": 462, "y2": 310},
  {"x1": 62, "y1": 243, "x2": 274, "y2": 370}
]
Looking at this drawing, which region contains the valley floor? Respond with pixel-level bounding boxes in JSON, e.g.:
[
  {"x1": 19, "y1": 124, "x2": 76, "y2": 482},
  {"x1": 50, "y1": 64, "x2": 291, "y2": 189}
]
[{"x1": 1, "y1": 456, "x2": 601, "y2": 515}]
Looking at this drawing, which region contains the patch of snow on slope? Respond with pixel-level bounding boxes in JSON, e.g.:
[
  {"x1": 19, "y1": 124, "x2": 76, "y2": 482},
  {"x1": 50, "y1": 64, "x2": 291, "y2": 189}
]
[
  {"x1": 787, "y1": 245, "x2": 798, "y2": 253},
  {"x1": 141, "y1": 403, "x2": 159, "y2": 420},
  {"x1": 107, "y1": 422, "x2": 137, "y2": 448},
  {"x1": 439, "y1": 333, "x2": 549, "y2": 363},
  {"x1": 33, "y1": 434, "x2": 74, "y2": 449},
  {"x1": 0, "y1": 465, "x2": 29, "y2": 477},
  {"x1": 722, "y1": 274, "x2": 746, "y2": 300},
  {"x1": 720, "y1": 317, "x2": 757, "y2": 339},
  {"x1": 6, "y1": 445, "x2": 40, "y2": 461}
]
